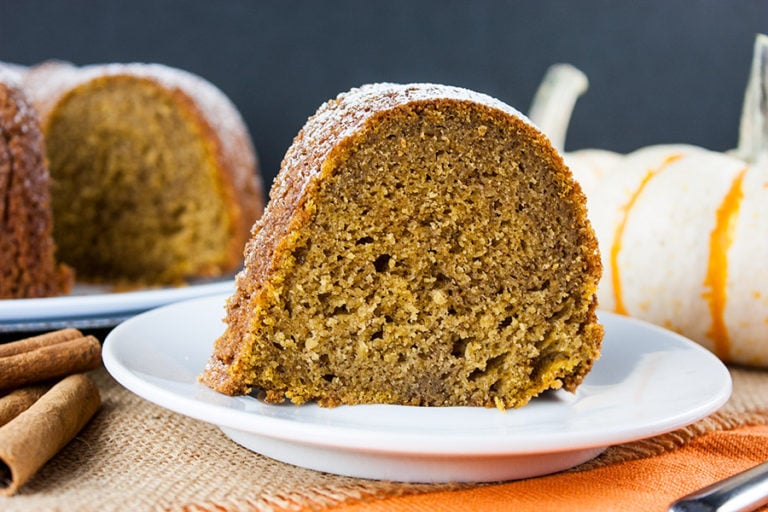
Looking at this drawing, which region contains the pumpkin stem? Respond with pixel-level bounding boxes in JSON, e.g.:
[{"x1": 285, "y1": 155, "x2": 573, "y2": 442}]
[
  {"x1": 736, "y1": 34, "x2": 768, "y2": 164},
  {"x1": 528, "y1": 64, "x2": 588, "y2": 151}
]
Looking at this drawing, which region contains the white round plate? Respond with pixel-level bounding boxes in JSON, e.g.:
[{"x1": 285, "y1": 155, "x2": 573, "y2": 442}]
[
  {"x1": 0, "y1": 279, "x2": 235, "y2": 332},
  {"x1": 103, "y1": 294, "x2": 731, "y2": 483}
]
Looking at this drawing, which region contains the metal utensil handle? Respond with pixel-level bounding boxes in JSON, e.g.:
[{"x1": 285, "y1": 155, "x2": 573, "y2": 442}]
[{"x1": 668, "y1": 460, "x2": 768, "y2": 512}]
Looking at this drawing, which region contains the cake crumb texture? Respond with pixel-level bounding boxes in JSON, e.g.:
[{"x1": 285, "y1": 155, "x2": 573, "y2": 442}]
[
  {"x1": 201, "y1": 83, "x2": 603, "y2": 409},
  {"x1": 23, "y1": 62, "x2": 263, "y2": 286}
]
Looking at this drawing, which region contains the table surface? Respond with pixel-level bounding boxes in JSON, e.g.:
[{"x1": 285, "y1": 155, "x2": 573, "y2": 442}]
[{"x1": 1, "y1": 328, "x2": 767, "y2": 511}]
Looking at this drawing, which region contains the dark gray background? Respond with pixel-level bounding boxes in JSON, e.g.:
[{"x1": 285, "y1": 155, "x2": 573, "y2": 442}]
[{"x1": 2, "y1": 1, "x2": 766, "y2": 192}]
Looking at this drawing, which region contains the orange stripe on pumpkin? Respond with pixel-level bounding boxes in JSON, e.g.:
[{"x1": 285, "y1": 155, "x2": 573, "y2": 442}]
[
  {"x1": 611, "y1": 154, "x2": 683, "y2": 315},
  {"x1": 703, "y1": 168, "x2": 747, "y2": 361}
]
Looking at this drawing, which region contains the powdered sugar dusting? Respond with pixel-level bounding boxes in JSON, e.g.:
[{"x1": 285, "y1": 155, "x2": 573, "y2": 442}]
[
  {"x1": 269, "y1": 82, "x2": 535, "y2": 215},
  {"x1": 17, "y1": 60, "x2": 263, "y2": 273},
  {"x1": 0, "y1": 62, "x2": 26, "y2": 86},
  {"x1": 241, "y1": 82, "x2": 541, "y2": 280},
  {"x1": 82, "y1": 63, "x2": 254, "y2": 185},
  {"x1": 0, "y1": 68, "x2": 42, "y2": 142},
  {"x1": 22, "y1": 61, "x2": 258, "y2": 195}
]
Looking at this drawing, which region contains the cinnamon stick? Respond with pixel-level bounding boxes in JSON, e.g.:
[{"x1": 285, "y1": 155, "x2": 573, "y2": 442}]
[
  {"x1": 0, "y1": 335, "x2": 101, "y2": 390},
  {"x1": 0, "y1": 328, "x2": 82, "y2": 358},
  {"x1": 0, "y1": 385, "x2": 50, "y2": 427},
  {"x1": 0, "y1": 374, "x2": 100, "y2": 495}
]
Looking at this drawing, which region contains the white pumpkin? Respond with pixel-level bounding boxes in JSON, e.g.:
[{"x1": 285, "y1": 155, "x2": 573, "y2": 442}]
[{"x1": 529, "y1": 35, "x2": 768, "y2": 367}]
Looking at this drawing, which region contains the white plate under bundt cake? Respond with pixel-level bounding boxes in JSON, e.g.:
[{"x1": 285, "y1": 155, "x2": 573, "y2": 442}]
[{"x1": 201, "y1": 82, "x2": 603, "y2": 409}]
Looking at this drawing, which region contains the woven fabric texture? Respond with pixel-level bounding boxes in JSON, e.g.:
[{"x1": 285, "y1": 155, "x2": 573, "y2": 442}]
[{"x1": 0, "y1": 365, "x2": 766, "y2": 512}]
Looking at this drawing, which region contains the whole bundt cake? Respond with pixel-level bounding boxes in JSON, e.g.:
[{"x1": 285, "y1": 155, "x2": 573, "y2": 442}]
[
  {"x1": 0, "y1": 70, "x2": 73, "y2": 298},
  {"x1": 21, "y1": 62, "x2": 264, "y2": 286},
  {"x1": 201, "y1": 83, "x2": 603, "y2": 409}
]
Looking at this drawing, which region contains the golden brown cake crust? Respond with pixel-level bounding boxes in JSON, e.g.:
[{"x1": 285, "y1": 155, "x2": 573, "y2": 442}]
[
  {"x1": 202, "y1": 83, "x2": 602, "y2": 405},
  {"x1": 0, "y1": 71, "x2": 73, "y2": 298},
  {"x1": 20, "y1": 62, "x2": 263, "y2": 283}
]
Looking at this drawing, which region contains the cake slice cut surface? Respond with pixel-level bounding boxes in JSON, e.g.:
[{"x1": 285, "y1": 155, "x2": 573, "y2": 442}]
[
  {"x1": 23, "y1": 62, "x2": 263, "y2": 286},
  {"x1": 201, "y1": 83, "x2": 603, "y2": 409}
]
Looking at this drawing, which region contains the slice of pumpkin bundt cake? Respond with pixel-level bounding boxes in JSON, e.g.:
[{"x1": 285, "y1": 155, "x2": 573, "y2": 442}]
[
  {"x1": 22, "y1": 61, "x2": 264, "y2": 286},
  {"x1": 201, "y1": 83, "x2": 603, "y2": 409}
]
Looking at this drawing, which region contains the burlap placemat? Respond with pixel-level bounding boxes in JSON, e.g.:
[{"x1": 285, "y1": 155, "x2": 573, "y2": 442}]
[{"x1": 1, "y1": 365, "x2": 767, "y2": 512}]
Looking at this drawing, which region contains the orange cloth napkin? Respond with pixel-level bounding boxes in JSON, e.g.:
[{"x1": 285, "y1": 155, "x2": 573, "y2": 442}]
[{"x1": 313, "y1": 424, "x2": 768, "y2": 512}]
